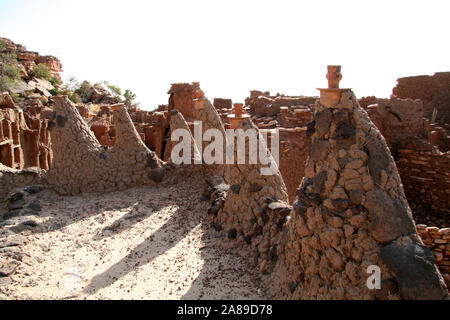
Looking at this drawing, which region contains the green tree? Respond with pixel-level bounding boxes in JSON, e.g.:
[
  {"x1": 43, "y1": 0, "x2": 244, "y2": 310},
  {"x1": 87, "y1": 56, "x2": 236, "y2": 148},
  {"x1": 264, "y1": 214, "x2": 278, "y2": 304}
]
[
  {"x1": 102, "y1": 80, "x2": 122, "y2": 97},
  {"x1": 48, "y1": 76, "x2": 81, "y2": 103},
  {"x1": 124, "y1": 89, "x2": 137, "y2": 107},
  {"x1": 75, "y1": 80, "x2": 93, "y2": 103}
]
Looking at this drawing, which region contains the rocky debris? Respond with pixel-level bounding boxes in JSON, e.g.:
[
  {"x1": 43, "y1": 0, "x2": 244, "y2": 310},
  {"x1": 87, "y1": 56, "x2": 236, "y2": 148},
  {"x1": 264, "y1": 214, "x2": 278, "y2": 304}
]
[
  {"x1": 0, "y1": 185, "x2": 44, "y2": 236},
  {"x1": 0, "y1": 164, "x2": 44, "y2": 201},
  {"x1": 0, "y1": 258, "x2": 20, "y2": 277},
  {"x1": 204, "y1": 176, "x2": 229, "y2": 217}
]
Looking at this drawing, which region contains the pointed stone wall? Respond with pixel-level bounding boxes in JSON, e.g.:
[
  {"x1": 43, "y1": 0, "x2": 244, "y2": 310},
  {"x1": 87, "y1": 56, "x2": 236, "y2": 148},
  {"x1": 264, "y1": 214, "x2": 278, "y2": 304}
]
[
  {"x1": 46, "y1": 96, "x2": 165, "y2": 195},
  {"x1": 269, "y1": 90, "x2": 448, "y2": 299},
  {"x1": 195, "y1": 97, "x2": 228, "y2": 180}
]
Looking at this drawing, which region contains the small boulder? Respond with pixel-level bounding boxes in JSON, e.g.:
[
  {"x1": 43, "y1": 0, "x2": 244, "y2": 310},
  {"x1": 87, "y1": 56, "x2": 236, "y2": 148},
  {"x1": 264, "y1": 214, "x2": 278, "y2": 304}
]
[{"x1": 380, "y1": 242, "x2": 449, "y2": 300}]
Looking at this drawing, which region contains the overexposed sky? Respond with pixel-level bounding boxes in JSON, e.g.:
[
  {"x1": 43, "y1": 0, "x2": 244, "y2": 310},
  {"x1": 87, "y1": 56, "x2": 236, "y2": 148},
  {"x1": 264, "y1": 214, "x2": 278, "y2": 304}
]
[{"x1": 1, "y1": 0, "x2": 449, "y2": 110}]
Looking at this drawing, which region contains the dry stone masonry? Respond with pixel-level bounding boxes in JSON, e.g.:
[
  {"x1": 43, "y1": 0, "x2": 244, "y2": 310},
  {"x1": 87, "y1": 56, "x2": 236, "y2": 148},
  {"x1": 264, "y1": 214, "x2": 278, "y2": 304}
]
[{"x1": 267, "y1": 68, "x2": 448, "y2": 300}]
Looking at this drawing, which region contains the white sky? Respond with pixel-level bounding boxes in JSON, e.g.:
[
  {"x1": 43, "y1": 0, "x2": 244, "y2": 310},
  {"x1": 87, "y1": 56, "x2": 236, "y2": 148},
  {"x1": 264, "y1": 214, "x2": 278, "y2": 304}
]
[{"x1": 1, "y1": 0, "x2": 449, "y2": 110}]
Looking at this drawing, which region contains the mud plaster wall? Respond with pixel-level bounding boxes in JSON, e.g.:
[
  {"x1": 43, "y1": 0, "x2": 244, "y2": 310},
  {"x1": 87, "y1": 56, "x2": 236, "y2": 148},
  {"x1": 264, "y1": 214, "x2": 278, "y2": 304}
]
[
  {"x1": 195, "y1": 97, "x2": 228, "y2": 180},
  {"x1": 266, "y1": 90, "x2": 448, "y2": 300},
  {"x1": 168, "y1": 110, "x2": 201, "y2": 166},
  {"x1": 278, "y1": 128, "x2": 309, "y2": 203},
  {"x1": 45, "y1": 96, "x2": 190, "y2": 195},
  {"x1": 0, "y1": 108, "x2": 51, "y2": 171}
]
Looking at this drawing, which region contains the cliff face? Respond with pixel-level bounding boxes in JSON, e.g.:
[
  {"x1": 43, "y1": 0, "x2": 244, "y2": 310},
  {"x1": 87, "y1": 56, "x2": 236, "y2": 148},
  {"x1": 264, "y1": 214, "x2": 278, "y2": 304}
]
[{"x1": 0, "y1": 37, "x2": 63, "y2": 81}]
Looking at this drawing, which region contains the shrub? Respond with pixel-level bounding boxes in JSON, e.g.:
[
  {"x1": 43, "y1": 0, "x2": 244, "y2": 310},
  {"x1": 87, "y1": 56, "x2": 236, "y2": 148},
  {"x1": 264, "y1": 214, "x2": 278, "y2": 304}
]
[
  {"x1": 124, "y1": 89, "x2": 137, "y2": 107},
  {"x1": 75, "y1": 80, "x2": 93, "y2": 103},
  {"x1": 49, "y1": 85, "x2": 80, "y2": 104},
  {"x1": 68, "y1": 92, "x2": 81, "y2": 103},
  {"x1": 0, "y1": 40, "x2": 21, "y2": 92},
  {"x1": 33, "y1": 63, "x2": 52, "y2": 81},
  {"x1": 50, "y1": 76, "x2": 62, "y2": 86},
  {"x1": 102, "y1": 80, "x2": 122, "y2": 97}
]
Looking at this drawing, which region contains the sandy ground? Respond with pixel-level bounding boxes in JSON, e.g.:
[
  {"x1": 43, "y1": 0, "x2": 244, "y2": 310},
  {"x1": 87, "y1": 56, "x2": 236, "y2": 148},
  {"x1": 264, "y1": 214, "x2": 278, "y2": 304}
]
[{"x1": 0, "y1": 181, "x2": 266, "y2": 300}]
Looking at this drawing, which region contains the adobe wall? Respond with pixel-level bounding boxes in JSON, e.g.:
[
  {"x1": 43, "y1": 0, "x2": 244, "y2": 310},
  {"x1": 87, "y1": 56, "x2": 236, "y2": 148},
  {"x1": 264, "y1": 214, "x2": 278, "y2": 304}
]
[
  {"x1": 0, "y1": 104, "x2": 51, "y2": 171},
  {"x1": 278, "y1": 128, "x2": 309, "y2": 203},
  {"x1": 213, "y1": 98, "x2": 232, "y2": 110},
  {"x1": 45, "y1": 96, "x2": 172, "y2": 195}
]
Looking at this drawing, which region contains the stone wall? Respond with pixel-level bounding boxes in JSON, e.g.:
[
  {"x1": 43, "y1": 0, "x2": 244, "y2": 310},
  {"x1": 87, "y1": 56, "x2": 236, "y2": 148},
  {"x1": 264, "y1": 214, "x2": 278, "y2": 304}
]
[
  {"x1": 367, "y1": 97, "x2": 426, "y2": 149},
  {"x1": 213, "y1": 98, "x2": 232, "y2": 110},
  {"x1": 417, "y1": 225, "x2": 450, "y2": 287},
  {"x1": 0, "y1": 163, "x2": 44, "y2": 199},
  {"x1": 366, "y1": 96, "x2": 449, "y2": 221},
  {"x1": 245, "y1": 92, "x2": 317, "y2": 117},
  {"x1": 195, "y1": 97, "x2": 229, "y2": 180},
  {"x1": 268, "y1": 89, "x2": 448, "y2": 300},
  {"x1": 396, "y1": 139, "x2": 450, "y2": 221},
  {"x1": 168, "y1": 82, "x2": 200, "y2": 122},
  {"x1": 393, "y1": 72, "x2": 450, "y2": 121},
  {"x1": 207, "y1": 117, "x2": 290, "y2": 275}
]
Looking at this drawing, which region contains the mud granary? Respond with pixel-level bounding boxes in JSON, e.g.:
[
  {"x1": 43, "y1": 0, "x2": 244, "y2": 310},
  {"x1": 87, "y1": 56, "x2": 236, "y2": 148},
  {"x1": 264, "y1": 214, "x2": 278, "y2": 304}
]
[{"x1": 0, "y1": 38, "x2": 449, "y2": 299}]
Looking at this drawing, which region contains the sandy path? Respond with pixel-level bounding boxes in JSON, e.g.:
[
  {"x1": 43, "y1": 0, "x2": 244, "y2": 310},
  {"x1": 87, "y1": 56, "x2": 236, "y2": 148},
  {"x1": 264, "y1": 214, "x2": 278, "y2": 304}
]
[{"x1": 0, "y1": 181, "x2": 266, "y2": 300}]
